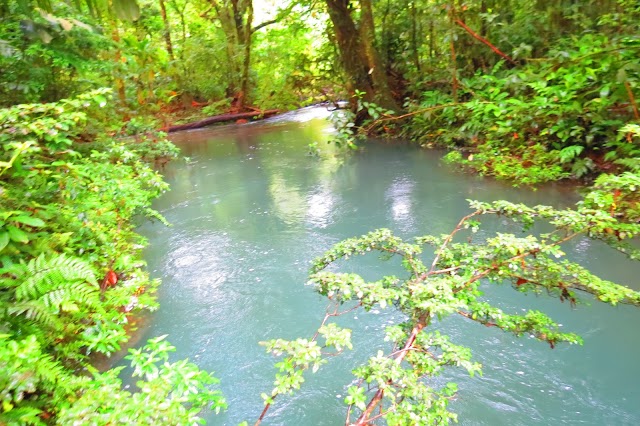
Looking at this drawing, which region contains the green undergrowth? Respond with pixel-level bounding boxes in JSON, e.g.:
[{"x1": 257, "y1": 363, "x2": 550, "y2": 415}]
[
  {"x1": 403, "y1": 33, "x2": 640, "y2": 186},
  {"x1": 0, "y1": 90, "x2": 225, "y2": 424}
]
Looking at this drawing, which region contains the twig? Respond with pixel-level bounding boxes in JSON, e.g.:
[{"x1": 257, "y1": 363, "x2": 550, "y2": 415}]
[
  {"x1": 353, "y1": 314, "x2": 431, "y2": 425},
  {"x1": 454, "y1": 18, "x2": 516, "y2": 65},
  {"x1": 428, "y1": 210, "x2": 482, "y2": 273},
  {"x1": 624, "y1": 80, "x2": 640, "y2": 120},
  {"x1": 362, "y1": 102, "x2": 492, "y2": 134},
  {"x1": 256, "y1": 299, "x2": 361, "y2": 425}
]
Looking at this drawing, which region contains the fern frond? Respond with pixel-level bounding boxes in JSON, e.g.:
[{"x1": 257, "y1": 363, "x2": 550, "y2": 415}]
[
  {"x1": 9, "y1": 255, "x2": 101, "y2": 332},
  {"x1": 8, "y1": 301, "x2": 60, "y2": 329},
  {"x1": 16, "y1": 254, "x2": 98, "y2": 301}
]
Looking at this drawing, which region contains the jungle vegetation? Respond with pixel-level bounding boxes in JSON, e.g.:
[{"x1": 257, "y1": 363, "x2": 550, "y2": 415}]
[{"x1": 1, "y1": 0, "x2": 639, "y2": 424}]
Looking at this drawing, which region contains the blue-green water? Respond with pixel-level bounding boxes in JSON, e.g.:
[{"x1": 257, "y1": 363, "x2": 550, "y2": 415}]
[{"x1": 136, "y1": 107, "x2": 640, "y2": 425}]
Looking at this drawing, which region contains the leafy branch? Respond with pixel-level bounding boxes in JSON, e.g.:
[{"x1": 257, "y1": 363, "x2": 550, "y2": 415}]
[
  {"x1": 257, "y1": 199, "x2": 640, "y2": 424},
  {"x1": 255, "y1": 302, "x2": 355, "y2": 425}
]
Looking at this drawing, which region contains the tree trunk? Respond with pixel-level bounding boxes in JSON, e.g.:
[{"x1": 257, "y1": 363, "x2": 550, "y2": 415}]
[
  {"x1": 158, "y1": 0, "x2": 175, "y2": 60},
  {"x1": 168, "y1": 0, "x2": 191, "y2": 104},
  {"x1": 166, "y1": 109, "x2": 279, "y2": 132},
  {"x1": 325, "y1": 1, "x2": 373, "y2": 108},
  {"x1": 429, "y1": 19, "x2": 435, "y2": 59},
  {"x1": 325, "y1": 0, "x2": 399, "y2": 114},
  {"x1": 410, "y1": 1, "x2": 421, "y2": 74},
  {"x1": 480, "y1": 0, "x2": 488, "y2": 37},
  {"x1": 359, "y1": 0, "x2": 399, "y2": 111},
  {"x1": 111, "y1": 23, "x2": 127, "y2": 107},
  {"x1": 449, "y1": 2, "x2": 458, "y2": 102},
  {"x1": 239, "y1": 1, "x2": 254, "y2": 109},
  {"x1": 209, "y1": 0, "x2": 253, "y2": 110}
]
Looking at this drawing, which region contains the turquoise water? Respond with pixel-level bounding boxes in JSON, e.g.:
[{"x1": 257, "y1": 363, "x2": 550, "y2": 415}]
[{"x1": 136, "y1": 107, "x2": 640, "y2": 425}]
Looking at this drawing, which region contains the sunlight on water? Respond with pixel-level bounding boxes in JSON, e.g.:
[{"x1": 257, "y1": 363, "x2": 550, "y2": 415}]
[{"x1": 135, "y1": 108, "x2": 640, "y2": 425}]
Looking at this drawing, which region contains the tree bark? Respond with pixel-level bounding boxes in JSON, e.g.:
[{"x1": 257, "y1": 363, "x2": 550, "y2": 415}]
[
  {"x1": 449, "y1": 2, "x2": 458, "y2": 102},
  {"x1": 410, "y1": 1, "x2": 421, "y2": 74},
  {"x1": 239, "y1": 1, "x2": 254, "y2": 109},
  {"x1": 158, "y1": 0, "x2": 175, "y2": 60},
  {"x1": 208, "y1": 0, "x2": 254, "y2": 109},
  {"x1": 326, "y1": 1, "x2": 373, "y2": 107},
  {"x1": 166, "y1": 109, "x2": 279, "y2": 132},
  {"x1": 359, "y1": 0, "x2": 399, "y2": 111},
  {"x1": 110, "y1": 23, "x2": 127, "y2": 107},
  {"x1": 325, "y1": 0, "x2": 399, "y2": 113}
]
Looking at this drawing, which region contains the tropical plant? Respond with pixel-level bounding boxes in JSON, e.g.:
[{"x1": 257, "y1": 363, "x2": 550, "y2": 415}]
[
  {"x1": 0, "y1": 91, "x2": 194, "y2": 424},
  {"x1": 0, "y1": 334, "x2": 76, "y2": 425},
  {"x1": 0, "y1": 334, "x2": 225, "y2": 425},
  {"x1": 2, "y1": 255, "x2": 111, "y2": 358},
  {"x1": 57, "y1": 336, "x2": 226, "y2": 425},
  {"x1": 257, "y1": 199, "x2": 640, "y2": 424},
  {"x1": 400, "y1": 31, "x2": 640, "y2": 185}
]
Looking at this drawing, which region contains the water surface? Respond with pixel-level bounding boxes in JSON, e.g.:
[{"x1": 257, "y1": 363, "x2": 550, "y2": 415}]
[{"x1": 137, "y1": 107, "x2": 640, "y2": 425}]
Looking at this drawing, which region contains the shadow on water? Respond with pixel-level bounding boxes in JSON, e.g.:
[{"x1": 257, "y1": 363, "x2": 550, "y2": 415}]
[{"x1": 128, "y1": 106, "x2": 640, "y2": 425}]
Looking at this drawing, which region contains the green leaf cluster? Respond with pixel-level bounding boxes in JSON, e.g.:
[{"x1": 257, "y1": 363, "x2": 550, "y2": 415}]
[
  {"x1": 57, "y1": 336, "x2": 226, "y2": 425},
  {"x1": 406, "y1": 33, "x2": 640, "y2": 185},
  {"x1": 0, "y1": 91, "x2": 223, "y2": 424},
  {"x1": 259, "y1": 199, "x2": 640, "y2": 424}
]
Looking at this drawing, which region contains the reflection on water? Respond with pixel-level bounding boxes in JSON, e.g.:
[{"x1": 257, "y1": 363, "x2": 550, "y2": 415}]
[
  {"x1": 386, "y1": 176, "x2": 416, "y2": 230},
  {"x1": 135, "y1": 107, "x2": 640, "y2": 425},
  {"x1": 268, "y1": 173, "x2": 306, "y2": 225}
]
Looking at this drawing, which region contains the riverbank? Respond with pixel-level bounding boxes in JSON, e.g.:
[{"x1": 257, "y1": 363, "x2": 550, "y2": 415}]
[{"x1": 0, "y1": 92, "x2": 224, "y2": 424}]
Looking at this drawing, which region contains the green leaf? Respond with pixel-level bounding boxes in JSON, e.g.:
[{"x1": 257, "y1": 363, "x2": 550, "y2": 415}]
[
  {"x1": 112, "y1": 0, "x2": 141, "y2": 21},
  {"x1": 94, "y1": 95, "x2": 107, "y2": 108},
  {"x1": 558, "y1": 145, "x2": 584, "y2": 163},
  {"x1": 617, "y1": 68, "x2": 628, "y2": 83},
  {"x1": 12, "y1": 215, "x2": 45, "y2": 227},
  {"x1": 0, "y1": 232, "x2": 9, "y2": 251},
  {"x1": 7, "y1": 226, "x2": 29, "y2": 243}
]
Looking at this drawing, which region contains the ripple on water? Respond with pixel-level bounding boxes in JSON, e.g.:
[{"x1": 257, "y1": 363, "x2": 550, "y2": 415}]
[{"x1": 136, "y1": 111, "x2": 640, "y2": 425}]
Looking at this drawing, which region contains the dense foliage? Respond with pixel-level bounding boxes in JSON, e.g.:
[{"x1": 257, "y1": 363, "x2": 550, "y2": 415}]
[
  {"x1": 2, "y1": 1, "x2": 638, "y2": 176},
  {"x1": 403, "y1": 32, "x2": 640, "y2": 185},
  {"x1": 0, "y1": 0, "x2": 328, "y2": 117},
  {"x1": 0, "y1": 92, "x2": 224, "y2": 424},
  {"x1": 1, "y1": 0, "x2": 640, "y2": 424}
]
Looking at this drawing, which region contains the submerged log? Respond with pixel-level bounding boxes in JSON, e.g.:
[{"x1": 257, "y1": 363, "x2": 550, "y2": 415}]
[{"x1": 166, "y1": 109, "x2": 280, "y2": 133}]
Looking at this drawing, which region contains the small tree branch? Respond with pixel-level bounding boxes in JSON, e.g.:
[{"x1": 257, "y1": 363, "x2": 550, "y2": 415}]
[
  {"x1": 624, "y1": 80, "x2": 640, "y2": 120},
  {"x1": 362, "y1": 102, "x2": 494, "y2": 134},
  {"x1": 454, "y1": 18, "x2": 516, "y2": 65},
  {"x1": 251, "y1": 18, "x2": 277, "y2": 33},
  {"x1": 354, "y1": 313, "x2": 431, "y2": 425},
  {"x1": 256, "y1": 298, "x2": 361, "y2": 425},
  {"x1": 431, "y1": 266, "x2": 462, "y2": 275},
  {"x1": 428, "y1": 210, "x2": 482, "y2": 273},
  {"x1": 251, "y1": 1, "x2": 298, "y2": 33},
  {"x1": 199, "y1": 4, "x2": 214, "y2": 18}
]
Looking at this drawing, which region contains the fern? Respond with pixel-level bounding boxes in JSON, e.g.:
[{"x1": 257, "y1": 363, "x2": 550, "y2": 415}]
[
  {"x1": 614, "y1": 157, "x2": 640, "y2": 172},
  {"x1": 5, "y1": 254, "x2": 103, "y2": 344},
  {"x1": 558, "y1": 145, "x2": 584, "y2": 163},
  {"x1": 8, "y1": 301, "x2": 60, "y2": 329},
  {"x1": 16, "y1": 254, "x2": 98, "y2": 300}
]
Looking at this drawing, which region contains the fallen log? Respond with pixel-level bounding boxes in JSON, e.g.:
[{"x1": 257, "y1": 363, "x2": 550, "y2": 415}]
[{"x1": 166, "y1": 109, "x2": 280, "y2": 133}]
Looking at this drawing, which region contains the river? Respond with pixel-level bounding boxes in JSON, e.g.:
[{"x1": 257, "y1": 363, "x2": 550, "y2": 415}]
[{"x1": 135, "y1": 107, "x2": 640, "y2": 425}]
